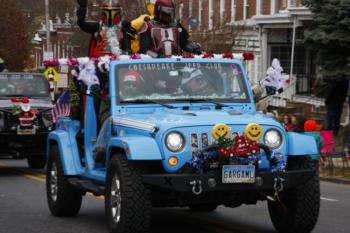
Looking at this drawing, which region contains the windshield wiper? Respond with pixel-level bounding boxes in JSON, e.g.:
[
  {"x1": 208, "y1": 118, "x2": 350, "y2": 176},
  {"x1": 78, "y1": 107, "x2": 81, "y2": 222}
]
[
  {"x1": 121, "y1": 99, "x2": 176, "y2": 109},
  {"x1": 174, "y1": 98, "x2": 229, "y2": 109}
]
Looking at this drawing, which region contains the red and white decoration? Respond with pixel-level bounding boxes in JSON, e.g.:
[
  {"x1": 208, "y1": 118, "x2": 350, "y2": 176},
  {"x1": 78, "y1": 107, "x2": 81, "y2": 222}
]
[{"x1": 11, "y1": 97, "x2": 37, "y2": 128}]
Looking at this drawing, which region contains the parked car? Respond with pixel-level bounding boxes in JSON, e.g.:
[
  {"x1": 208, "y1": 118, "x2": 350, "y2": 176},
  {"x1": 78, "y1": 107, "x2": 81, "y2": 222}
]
[
  {"x1": 46, "y1": 57, "x2": 320, "y2": 233},
  {"x1": 0, "y1": 73, "x2": 53, "y2": 168}
]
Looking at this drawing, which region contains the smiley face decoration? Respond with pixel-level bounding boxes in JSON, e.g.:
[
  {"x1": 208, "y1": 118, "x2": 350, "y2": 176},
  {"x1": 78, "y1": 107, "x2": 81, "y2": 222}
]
[
  {"x1": 244, "y1": 123, "x2": 262, "y2": 142},
  {"x1": 212, "y1": 123, "x2": 231, "y2": 140}
]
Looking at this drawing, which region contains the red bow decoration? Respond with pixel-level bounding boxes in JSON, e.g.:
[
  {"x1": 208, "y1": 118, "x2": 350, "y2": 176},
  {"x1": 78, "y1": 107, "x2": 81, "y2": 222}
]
[
  {"x1": 182, "y1": 54, "x2": 195, "y2": 58},
  {"x1": 203, "y1": 53, "x2": 215, "y2": 58},
  {"x1": 242, "y1": 52, "x2": 254, "y2": 61},
  {"x1": 223, "y1": 53, "x2": 234, "y2": 59},
  {"x1": 130, "y1": 54, "x2": 142, "y2": 59}
]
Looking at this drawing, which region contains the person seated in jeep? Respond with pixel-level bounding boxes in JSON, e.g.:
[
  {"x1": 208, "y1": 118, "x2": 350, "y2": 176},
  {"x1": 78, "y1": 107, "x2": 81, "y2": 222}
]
[
  {"x1": 180, "y1": 69, "x2": 217, "y2": 96},
  {"x1": 119, "y1": 71, "x2": 145, "y2": 100}
]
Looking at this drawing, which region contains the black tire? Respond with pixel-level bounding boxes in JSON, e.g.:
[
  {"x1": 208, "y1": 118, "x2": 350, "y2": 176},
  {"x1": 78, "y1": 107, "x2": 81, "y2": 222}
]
[
  {"x1": 46, "y1": 145, "x2": 82, "y2": 217},
  {"x1": 105, "y1": 155, "x2": 152, "y2": 233},
  {"x1": 268, "y1": 157, "x2": 320, "y2": 233},
  {"x1": 189, "y1": 204, "x2": 218, "y2": 212},
  {"x1": 27, "y1": 155, "x2": 46, "y2": 169}
]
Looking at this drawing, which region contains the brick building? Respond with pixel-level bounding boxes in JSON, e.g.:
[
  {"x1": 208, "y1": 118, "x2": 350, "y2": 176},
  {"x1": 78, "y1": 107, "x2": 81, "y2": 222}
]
[{"x1": 174, "y1": 0, "x2": 316, "y2": 99}]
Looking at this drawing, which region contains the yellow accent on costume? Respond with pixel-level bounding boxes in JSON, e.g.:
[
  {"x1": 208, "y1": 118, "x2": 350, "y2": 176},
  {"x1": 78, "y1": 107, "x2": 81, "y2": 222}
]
[
  {"x1": 244, "y1": 123, "x2": 262, "y2": 142},
  {"x1": 130, "y1": 2, "x2": 155, "y2": 53}
]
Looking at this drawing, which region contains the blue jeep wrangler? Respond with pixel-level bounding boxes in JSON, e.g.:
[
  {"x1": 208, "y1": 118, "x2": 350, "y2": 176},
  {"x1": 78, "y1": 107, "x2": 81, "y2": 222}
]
[{"x1": 46, "y1": 57, "x2": 320, "y2": 233}]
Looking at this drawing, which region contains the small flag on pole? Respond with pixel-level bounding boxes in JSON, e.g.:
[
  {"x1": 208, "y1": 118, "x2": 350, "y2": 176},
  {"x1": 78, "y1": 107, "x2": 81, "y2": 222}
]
[{"x1": 52, "y1": 91, "x2": 71, "y2": 123}]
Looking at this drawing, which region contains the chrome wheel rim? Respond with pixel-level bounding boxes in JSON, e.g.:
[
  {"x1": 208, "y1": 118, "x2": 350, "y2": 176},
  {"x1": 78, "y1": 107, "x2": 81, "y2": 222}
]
[
  {"x1": 50, "y1": 162, "x2": 58, "y2": 202},
  {"x1": 110, "y1": 174, "x2": 122, "y2": 223}
]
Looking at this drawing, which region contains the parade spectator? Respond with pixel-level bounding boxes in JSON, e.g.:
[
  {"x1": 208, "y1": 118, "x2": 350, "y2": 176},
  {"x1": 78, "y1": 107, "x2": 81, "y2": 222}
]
[
  {"x1": 291, "y1": 114, "x2": 306, "y2": 133},
  {"x1": 343, "y1": 124, "x2": 350, "y2": 159},
  {"x1": 283, "y1": 115, "x2": 295, "y2": 131},
  {"x1": 324, "y1": 79, "x2": 349, "y2": 136},
  {"x1": 304, "y1": 119, "x2": 323, "y2": 161}
]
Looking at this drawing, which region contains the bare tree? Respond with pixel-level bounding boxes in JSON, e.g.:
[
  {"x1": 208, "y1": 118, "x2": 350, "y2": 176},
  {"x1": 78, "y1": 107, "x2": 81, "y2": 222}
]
[{"x1": 0, "y1": 0, "x2": 30, "y2": 71}]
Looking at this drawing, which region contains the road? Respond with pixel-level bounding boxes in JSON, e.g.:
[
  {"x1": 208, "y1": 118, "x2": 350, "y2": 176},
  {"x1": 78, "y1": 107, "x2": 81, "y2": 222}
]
[{"x1": 1, "y1": 158, "x2": 350, "y2": 233}]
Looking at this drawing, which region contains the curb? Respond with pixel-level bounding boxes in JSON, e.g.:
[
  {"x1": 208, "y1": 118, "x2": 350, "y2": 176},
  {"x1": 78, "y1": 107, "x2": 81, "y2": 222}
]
[{"x1": 320, "y1": 176, "x2": 350, "y2": 185}]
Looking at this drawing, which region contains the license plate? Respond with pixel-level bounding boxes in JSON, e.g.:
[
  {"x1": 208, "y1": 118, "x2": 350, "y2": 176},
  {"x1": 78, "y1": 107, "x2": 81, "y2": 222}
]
[
  {"x1": 222, "y1": 165, "x2": 255, "y2": 183},
  {"x1": 17, "y1": 127, "x2": 36, "y2": 135}
]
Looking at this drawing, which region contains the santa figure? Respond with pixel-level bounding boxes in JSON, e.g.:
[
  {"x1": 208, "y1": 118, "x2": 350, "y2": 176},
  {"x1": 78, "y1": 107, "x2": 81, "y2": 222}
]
[{"x1": 17, "y1": 97, "x2": 36, "y2": 129}]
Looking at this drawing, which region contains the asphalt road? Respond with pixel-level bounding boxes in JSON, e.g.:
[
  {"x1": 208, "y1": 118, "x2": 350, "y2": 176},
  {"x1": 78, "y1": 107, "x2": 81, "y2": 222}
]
[{"x1": 1, "y1": 158, "x2": 350, "y2": 233}]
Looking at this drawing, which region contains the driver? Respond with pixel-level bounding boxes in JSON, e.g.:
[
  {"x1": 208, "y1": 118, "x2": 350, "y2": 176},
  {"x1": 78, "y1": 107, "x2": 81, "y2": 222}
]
[
  {"x1": 119, "y1": 71, "x2": 145, "y2": 99},
  {"x1": 180, "y1": 69, "x2": 216, "y2": 96}
]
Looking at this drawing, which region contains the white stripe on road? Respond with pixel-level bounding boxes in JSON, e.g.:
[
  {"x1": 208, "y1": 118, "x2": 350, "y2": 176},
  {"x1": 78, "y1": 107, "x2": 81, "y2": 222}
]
[{"x1": 321, "y1": 197, "x2": 339, "y2": 202}]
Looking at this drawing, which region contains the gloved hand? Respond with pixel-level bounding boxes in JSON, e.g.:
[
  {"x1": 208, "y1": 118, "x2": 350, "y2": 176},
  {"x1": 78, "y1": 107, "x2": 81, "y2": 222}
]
[
  {"x1": 77, "y1": 0, "x2": 87, "y2": 8},
  {"x1": 122, "y1": 21, "x2": 137, "y2": 39}
]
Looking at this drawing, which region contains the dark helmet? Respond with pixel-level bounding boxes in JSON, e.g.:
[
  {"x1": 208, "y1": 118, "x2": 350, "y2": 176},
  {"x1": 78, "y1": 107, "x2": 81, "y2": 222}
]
[
  {"x1": 154, "y1": 0, "x2": 175, "y2": 25},
  {"x1": 100, "y1": 0, "x2": 122, "y2": 26}
]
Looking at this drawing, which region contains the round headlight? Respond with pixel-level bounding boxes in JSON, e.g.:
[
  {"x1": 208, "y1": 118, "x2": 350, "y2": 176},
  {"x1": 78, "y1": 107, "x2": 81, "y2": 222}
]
[
  {"x1": 165, "y1": 132, "x2": 185, "y2": 152},
  {"x1": 264, "y1": 129, "x2": 282, "y2": 149}
]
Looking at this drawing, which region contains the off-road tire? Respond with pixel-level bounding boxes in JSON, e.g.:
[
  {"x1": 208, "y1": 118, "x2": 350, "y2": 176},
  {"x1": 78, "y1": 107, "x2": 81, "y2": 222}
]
[
  {"x1": 46, "y1": 145, "x2": 82, "y2": 216},
  {"x1": 268, "y1": 157, "x2": 320, "y2": 233},
  {"x1": 27, "y1": 155, "x2": 46, "y2": 169},
  {"x1": 105, "y1": 155, "x2": 152, "y2": 233},
  {"x1": 189, "y1": 204, "x2": 218, "y2": 212}
]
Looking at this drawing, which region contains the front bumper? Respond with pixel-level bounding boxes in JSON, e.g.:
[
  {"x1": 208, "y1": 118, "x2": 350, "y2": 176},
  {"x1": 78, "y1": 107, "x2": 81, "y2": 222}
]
[{"x1": 143, "y1": 169, "x2": 315, "y2": 192}]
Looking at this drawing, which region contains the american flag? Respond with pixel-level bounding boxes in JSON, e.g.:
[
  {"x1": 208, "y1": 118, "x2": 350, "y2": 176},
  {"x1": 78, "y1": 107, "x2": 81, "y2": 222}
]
[{"x1": 52, "y1": 90, "x2": 71, "y2": 123}]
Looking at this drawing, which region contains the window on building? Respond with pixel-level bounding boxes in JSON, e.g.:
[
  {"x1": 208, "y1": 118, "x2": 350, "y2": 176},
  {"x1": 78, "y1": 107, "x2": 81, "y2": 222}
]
[
  {"x1": 199, "y1": 0, "x2": 203, "y2": 29},
  {"x1": 231, "y1": 0, "x2": 236, "y2": 23},
  {"x1": 271, "y1": 0, "x2": 277, "y2": 14},
  {"x1": 244, "y1": 0, "x2": 249, "y2": 19},
  {"x1": 288, "y1": 0, "x2": 296, "y2": 7},
  {"x1": 179, "y1": 3, "x2": 184, "y2": 22},
  {"x1": 220, "y1": 0, "x2": 226, "y2": 25},
  {"x1": 189, "y1": 0, "x2": 193, "y2": 31},
  {"x1": 256, "y1": 0, "x2": 262, "y2": 16},
  {"x1": 209, "y1": 0, "x2": 214, "y2": 30}
]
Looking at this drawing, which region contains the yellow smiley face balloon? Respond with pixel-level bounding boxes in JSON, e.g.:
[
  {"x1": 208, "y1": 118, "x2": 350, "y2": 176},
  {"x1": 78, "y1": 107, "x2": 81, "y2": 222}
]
[
  {"x1": 212, "y1": 123, "x2": 231, "y2": 140},
  {"x1": 244, "y1": 123, "x2": 262, "y2": 142}
]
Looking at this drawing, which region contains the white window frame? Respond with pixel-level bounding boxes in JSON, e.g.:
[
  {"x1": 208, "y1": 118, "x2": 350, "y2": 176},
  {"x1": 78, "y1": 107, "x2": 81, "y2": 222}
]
[
  {"x1": 231, "y1": 0, "x2": 236, "y2": 23},
  {"x1": 220, "y1": 0, "x2": 225, "y2": 25}
]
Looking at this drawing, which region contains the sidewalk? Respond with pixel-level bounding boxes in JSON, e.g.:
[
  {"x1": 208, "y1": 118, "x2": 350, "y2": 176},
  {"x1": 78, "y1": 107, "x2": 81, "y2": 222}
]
[{"x1": 320, "y1": 162, "x2": 350, "y2": 185}]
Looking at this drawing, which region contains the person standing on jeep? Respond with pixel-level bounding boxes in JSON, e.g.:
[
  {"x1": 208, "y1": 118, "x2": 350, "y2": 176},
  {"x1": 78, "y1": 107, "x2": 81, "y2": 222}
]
[
  {"x1": 137, "y1": 0, "x2": 202, "y2": 57},
  {"x1": 76, "y1": 0, "x2": 133, "y2": 57}
]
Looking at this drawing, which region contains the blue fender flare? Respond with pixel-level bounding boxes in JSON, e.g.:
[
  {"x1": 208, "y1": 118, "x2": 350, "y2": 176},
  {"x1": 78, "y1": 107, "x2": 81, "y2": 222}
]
[
  {"x1": 107, "y1": 136, "x2": 162, "y2": 161},
  {"x1": 287, "y1": 132, "x2": 318, "y2": 156},
  {"x1": 47, "y1": 130, "x2": 84, "y2": 175}
]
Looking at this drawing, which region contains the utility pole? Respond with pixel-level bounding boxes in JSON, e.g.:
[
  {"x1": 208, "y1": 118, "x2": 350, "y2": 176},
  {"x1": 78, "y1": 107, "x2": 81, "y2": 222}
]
[{"x1": 45, "y1": 0, "x2": 51, "y2": 52}]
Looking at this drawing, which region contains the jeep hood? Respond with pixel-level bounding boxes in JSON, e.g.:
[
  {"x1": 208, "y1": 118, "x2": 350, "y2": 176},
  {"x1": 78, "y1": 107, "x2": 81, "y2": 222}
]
[
  {"x1": 0, "y1": 98, "x2": 53, "y2": 109},
  {"x1": 114, "y1": 109, "x2": 282, "y2": 130}
]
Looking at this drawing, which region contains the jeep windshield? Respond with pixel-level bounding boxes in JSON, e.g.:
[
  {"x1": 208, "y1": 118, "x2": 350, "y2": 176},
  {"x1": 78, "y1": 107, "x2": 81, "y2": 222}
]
[
  {"x1": 0, "y1": 73, "x2": 49, "y2": 98},
  {"x1": 116, "y1": 62, "x2": 250, "y2": 104}
]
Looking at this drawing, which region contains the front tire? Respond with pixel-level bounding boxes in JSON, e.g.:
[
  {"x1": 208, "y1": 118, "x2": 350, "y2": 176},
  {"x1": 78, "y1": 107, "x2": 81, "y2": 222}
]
[
  {"x1": 268, "y1": 157, "x2": 320, "y2": 233},
  {"x1": 46, "y1": 145, "x2": 82, "y2": 217},
  {"x1": 105, "y1": 155, "x2": 152, "y2": 233}
]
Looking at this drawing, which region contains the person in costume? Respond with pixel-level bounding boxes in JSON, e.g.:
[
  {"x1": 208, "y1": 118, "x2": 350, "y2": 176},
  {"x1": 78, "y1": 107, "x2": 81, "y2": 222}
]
[
  {"x1": 76, "y1": 0, "x2": 133, "y2": 57},
  {"x1": 136, "y1": 0, "x2": 201, "y2": 57},
  {"x1": 119, "y1": 71, "x2": 145, "y2": 99}
]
